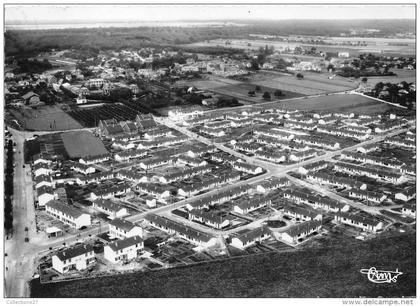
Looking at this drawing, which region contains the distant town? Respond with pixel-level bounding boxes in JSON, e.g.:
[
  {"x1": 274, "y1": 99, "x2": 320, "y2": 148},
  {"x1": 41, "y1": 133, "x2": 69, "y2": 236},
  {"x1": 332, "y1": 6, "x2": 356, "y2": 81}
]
[{"x1": 3, "y1": 12, "x2": 416, "y2": 299}]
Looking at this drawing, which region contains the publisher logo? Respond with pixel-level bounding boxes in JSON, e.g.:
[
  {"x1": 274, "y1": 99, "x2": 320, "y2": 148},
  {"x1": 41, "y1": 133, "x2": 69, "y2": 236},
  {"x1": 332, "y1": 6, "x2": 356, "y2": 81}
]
[{"x1": 360, "y1": 267, "x2": 403, "y2": 283}]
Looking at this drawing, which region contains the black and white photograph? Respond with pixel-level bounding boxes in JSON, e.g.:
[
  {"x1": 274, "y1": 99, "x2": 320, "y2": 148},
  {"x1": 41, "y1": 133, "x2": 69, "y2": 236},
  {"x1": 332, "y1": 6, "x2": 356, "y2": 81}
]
[{"x1": 2, "y1": 1, "x2": 417, "y2": 303}]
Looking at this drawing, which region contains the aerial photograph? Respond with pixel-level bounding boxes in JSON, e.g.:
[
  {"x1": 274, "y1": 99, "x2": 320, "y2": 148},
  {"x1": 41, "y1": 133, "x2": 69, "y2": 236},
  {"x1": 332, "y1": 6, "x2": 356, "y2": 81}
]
[{"x1": 2, "y1": 2, "x2": 416, "y2": 303}]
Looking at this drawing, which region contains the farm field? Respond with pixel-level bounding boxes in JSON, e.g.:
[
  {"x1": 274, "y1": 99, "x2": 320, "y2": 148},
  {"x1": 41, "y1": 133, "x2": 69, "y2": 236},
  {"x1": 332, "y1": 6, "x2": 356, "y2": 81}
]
[
  {"x1": 251, "y1": 74, "x2": 356, "y2": 95},
  {"x1": 365, "y1": 69, "x2": 415, "y2": 88},
  {"x1": 210, "y1": 83, "x2": 305, "y2": 103},
  {"x1": 261, "y1": 93, "x2": 395, "y2": 114},
  {"x1": 9, "y1": 105, "x2": 83, "y2": 131},
  {"x1": 185, "y1": 38, "x2": 415, "y2": 56},
  {"x1": 30, "y1": 233, "x2": 415, "y2": 298},
  {"x1": 61, "y1": 130, "x2": 108, "y2": 158}
]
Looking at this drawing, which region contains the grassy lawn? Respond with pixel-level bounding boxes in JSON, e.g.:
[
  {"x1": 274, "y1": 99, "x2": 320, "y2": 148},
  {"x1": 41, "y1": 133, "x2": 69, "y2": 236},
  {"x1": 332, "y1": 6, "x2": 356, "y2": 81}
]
[
  {"x1": 30, "y1": 233, "x2": 415, "y2": 298},
  {"x1": 10, "y1": 105, "x2": 82, "y2": 131},
  {"x1": 61, "y1": 131, "x2": 108, "y2": 158},
  {"x1": 262, "y1": 94, "x2": 395, "y2": 114}
]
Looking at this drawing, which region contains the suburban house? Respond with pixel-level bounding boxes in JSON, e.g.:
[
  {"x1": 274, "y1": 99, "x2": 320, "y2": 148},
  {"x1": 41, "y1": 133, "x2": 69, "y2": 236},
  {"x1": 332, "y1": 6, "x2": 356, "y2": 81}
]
[
  {"x1": 136, "y1": 183, "x2": 171, "y2": 199},
  {"x1": 34, "y1": 174, "x2": 54, "y2": 189},
  {"x1": 108, "y1": 218, "x2": 143, "y2": 239},
  {"x1": 306, "y1": 172, "x2": 367, "y2": 190},
  {"x1": 114, "y1": 149, "x2": 147, "y2": 162},
  {"x1": 232, "y1": 162, "x2": 264, "y2": 175},
  {"x1": 254, "y1": 177, "x2": 290, "y2": 193},
  {"x1": 104, "y1": 236, "x2": 143, "y2": 264},
  {"x1": 32, "y1": 153, "x2": 52, "y2": 165},
  {"x1": 283, "y1": 205, "x2": 323, "y2": 221},
  {"x1": 334, "y1": 212, "x2": 383, "y2": 232},
  {"x1": 71, "y1": 162, "x2": 96, "y2": 175},
  {"x1": 395, "y1": 186, "x2": 416, "y2": 202},
  {"x1": 188, "y1": 209, "x2": 230, "y2": 229},
  {"x1": 280, "y1": 220, "x2": 322, "y2": 244},
  {"x1": 79, "y1": 154, "x2": 110, "y2": 165},
  {"x1": 52, "y1": 244, "x2": 95, "y2": 274},
  {"x1": 177, "y1": 155, "x2": 208, "y2": 167},
  {"x1": 334, "y1": 162, "x2": 404, "y2": 184},
  {"x1": 76, "y1": 171, "x2": 114, "y2": 185},
  {"x1": 230, "y1": 227, "x2": 271, "y2": 249},
  {"x1": 145, "y1": 214, "x2": 218, "y2": 248},
  {"x1": 283, "y1": 189, "x2": 350, "y2": 213},
  {"x1": 401, "y1": 204, "x2": 415, "y2": 218},
  {"x1": 233, "y1": 196, "x2": 271, "y2": 214},
  {"x1": 90, "y1": 184, "x2": 131, "y2": 200},
  {"x1": 139, "y1": 156, "x2": 173, "y2": 170},
  {"x1": 33, "y1": 162, "x2": 52, "y2": 177},
  {"x1": 298, "y1": 161, "x2": 329, "y2": 175},
  {"x1": 289, "y1": 149, "x2": 317, "y2": 162},
  {"x1": 45, "y1": 201, "x2": 91, "y2": 229},
  {"x1": 348, "y1": 189, "x2": 387, "y2": 204},
  {"x1": 37, "y1": 186, "x2": 56, "y2": 206},
  {"x1": 92, "y1": 199, "x2": 128, "y2": 219},
  {"x1": 116, "y1": 170, "x2": 148, "y2": 184}
]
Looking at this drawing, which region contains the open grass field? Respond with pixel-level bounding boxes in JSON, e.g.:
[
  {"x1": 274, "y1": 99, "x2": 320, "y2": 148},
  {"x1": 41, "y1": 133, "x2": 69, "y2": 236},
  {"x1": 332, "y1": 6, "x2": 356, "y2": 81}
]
[
  {"x1": 365, "y1": 69, "x2": 415, "y2": 88},
  {"x1": 262, "y1": 93, "x2": 395, "y2": 114},
  {"x1": 9, "y1": 105, "x2": 83, "y2": 131},
  {"x1": 30, "y1": 233, "x2": 415, "y2": 298},
  {"x1": 210, "y1": 83, "x2": 305, "y2": 103},
  {"x1": 61, "y1": 130, "x2": 108, "y2": 158},
  {"x1": 252, "y1": 74, "x2": 356, "y2": 96},
  {"x1": 186, "y1": 38, "x2": 415, "y2": 56}
]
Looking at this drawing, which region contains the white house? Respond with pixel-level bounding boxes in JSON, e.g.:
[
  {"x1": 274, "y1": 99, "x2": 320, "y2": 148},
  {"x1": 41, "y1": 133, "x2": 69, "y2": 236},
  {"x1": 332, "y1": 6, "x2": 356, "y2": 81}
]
[
  {"x1": 71, "y1": 162, "x2": 96, "y2": 175},
  {"x1": 230, "y1": 227, "x2": 271, "y2": 249},
  {"x1": 280, "y1": 220, "x2": 322, "y2": 244},
  {"x1": 33, "y1": 162, "x2": 51, "y2": 177},
  {"x1": 401, "y1": 204, "x2": 415, "y2": 218},
  {"x1": 104, "y1": 236, "x2": 143, "y2": 264},
  {"x1": 395, "y1": 186, "x2": 416, "y2": 202},
  {"x1": 92, "y1": 199, "x2": 128, "y2": 219},
  {"x1": 45, "y1": 201, "x2": 91, "y2": 229},
  {"x1": 37, "y1": 186, "x2": 56, "y2": 206},
  {"x1": 108, "y1": 218, "x2": 143, "y2": 239},
  {"x1": 334, "y1": 212, "x2": 383, "y2": 232},
  {"x1": 52, "y1": 244, "x2": 95, "y2": 274}
]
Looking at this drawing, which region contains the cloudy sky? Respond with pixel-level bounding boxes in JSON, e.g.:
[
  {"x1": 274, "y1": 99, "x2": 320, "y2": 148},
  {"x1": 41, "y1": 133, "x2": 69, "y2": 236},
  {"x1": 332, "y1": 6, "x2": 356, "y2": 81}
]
[{"x1": 5, "y1": 4, "x2": 415, "y2": 24}]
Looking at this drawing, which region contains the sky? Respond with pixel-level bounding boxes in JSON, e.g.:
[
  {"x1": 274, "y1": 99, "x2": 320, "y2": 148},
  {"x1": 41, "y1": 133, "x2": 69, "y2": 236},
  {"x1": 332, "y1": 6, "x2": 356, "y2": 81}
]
[{"x1": 5, "y1": 4, "x2": 416, "y2": 25}]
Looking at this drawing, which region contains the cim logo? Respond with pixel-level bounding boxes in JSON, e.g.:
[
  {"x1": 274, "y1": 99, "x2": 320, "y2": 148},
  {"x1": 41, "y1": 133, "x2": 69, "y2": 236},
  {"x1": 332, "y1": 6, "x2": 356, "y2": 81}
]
[{"x1": 360, "y1": 267, "x2": 403, "y2": 284}]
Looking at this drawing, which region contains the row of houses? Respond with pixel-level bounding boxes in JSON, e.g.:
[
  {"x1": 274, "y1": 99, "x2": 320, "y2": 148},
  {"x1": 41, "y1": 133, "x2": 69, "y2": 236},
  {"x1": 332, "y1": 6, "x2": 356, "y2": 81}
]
[
  {"x1": 334, "y1": 162, "x2": 404, "y2": 184},
  {"x1": 156, "y1": 165, "x2": 212, "y2": 184},
  {"x1": 233, "y1": 195, "x2": 272, "y2": 214},
  {"x1": 306, "y1": 172, "x2": 367, "y2": 190},
  {"x1": 145, "y1": 214, "x2": 218, "y2": 247},
  {"x1": 282, "y1": 189, "x2": 350, "y2": 212},
  {"x1": 185, "y1": 184, "x2": 252, "y2": 210},
  {"x1": 340, "y1": 151, "x2": 404, "y2": 169},
  {"x1": 178, "y1": 172, "x2": 241, "y2": 197}
]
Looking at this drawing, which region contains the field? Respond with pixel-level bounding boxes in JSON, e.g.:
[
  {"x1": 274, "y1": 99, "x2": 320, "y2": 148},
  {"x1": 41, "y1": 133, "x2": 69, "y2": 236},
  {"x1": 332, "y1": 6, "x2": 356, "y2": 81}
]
[
  {"x1": 61, "y1": 130, "x2": 108, "y2": 158},
  {"x1": 261, "y1": 93, "x2": 395, "y2": 114},
  {"x1": 30, "y1": 233, "x2": 415, "y2": 298},
  {"x1": 186, "y1": 37, "x2": 415, "y2": 56},
  {"x1": 365, "y1": 69, "x2": 416, "y2": 88},
  {"x1": 67, "y1": 103, "x2": 142, "y2": 127},
  {"x1": 9, "y1": 105, "x2": 82, "y2": 131},
  {"x1": 251, "y1": 72, "x2": 357, "y2": 96}
]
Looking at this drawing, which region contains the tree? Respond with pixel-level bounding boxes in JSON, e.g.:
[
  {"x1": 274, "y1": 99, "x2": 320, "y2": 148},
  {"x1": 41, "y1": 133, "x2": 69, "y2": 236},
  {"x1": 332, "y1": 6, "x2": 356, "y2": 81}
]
[
  {"x1": 361, "y1": 77, "x2": 368, "y2": 83},
  {"x1": 262, "y1": 91, "x2": 271, "y2": 101},
  {"x1": 274, "y1": 90, "x2": 283, "y2": 98},
  {"x1": 248, "y1": 90, "x2": 256, "y2": 97},
  {"x1": 255, "y1": 85, "x2": 261, "y2": 92},
  {"x1": 296, "y1": 73, "x2": 304, "y2": 80}
]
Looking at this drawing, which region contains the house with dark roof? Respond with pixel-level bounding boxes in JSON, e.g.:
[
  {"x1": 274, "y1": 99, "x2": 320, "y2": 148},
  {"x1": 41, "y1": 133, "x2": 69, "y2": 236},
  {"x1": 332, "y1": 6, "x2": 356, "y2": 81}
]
[
  {"x1": 37, "y1": 185, "x2": 56, "y2": 206},
  {"x1": 395, "y1": 186, "x2": 416, "y2": 202},
  {"x1": 114, "y1": 149, "x2": 147, "y2": 162},
  {"x1": 45, "y1": 201, "x2": 91, "y2": 229},
  {"x1": 233, "y1": 196, "x2": 271, "y2": 215},
  {"x1": 145, "y1": 214, "x2": 218, "y2": 247},
  {"x1": 79, "y1": 154, "x2": 110, "y2": 165},
  {"x1": 71, "y1": 162, "x2": 96, "y2": 175},
  {"x1": 92, "y1": 199, "x2": 128, "y2": 219},
  {"x1": 135, "y1": 114, "x2": 157, "y2": 130},
  {"x1": 334, "y1": 212, "x2": 383, "y2": 232},
  {"x1": 104, "y1": 236, "x2": 143, "y2": 264},
  {"x1": 188, "y1": 209, "x2": 230, "y2": 229},
  {"x1": 33, "y1": 162, "x2": 51, "y2": 177},
  {"x1": 52, "y1": 244, "x2": 95, "y2": 274},
  {"x1": 282, "y1": 205, "x2": 322, "y2": 222},
  {"x1": 280, "y1": 220, "x2": 322, "y2": 244},
  {"x1": 348, "y1": 189, "x2": 387, "y2": 204},
  {"x1": 401, "y1": 204, "x2": 415, "y2": 218},
  {"x1": 34, "y1": 174, "x2": 54, "y2": 189},
  {"x1": 90, "y1": 184, "x2": 131, "y2": 200},
  {"x1": 230, "y1": 227, "x2": 271, "y2": 249},
  {"x1": 108, "y1": 218, "x2": 143, "y2": 239},
  {"x1": 32, "y1": 153, "x2": 52, "y2": 165}
]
